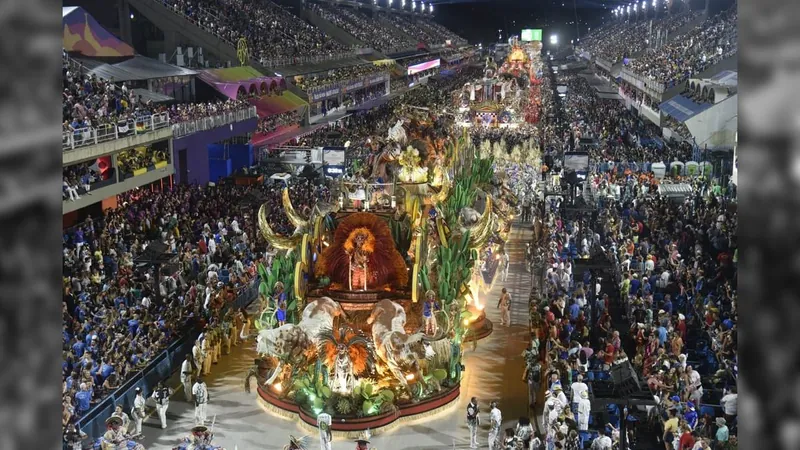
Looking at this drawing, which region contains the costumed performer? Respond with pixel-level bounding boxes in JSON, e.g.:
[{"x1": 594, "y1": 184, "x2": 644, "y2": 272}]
[{"x1": 422, "y1": 290, "x2": 440, "y2": 336}]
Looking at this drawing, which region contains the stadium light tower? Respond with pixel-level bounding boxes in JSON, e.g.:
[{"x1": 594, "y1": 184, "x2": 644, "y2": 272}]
[
  {"x1": 429, "y1": 3, "x2": 433, "y2": 13},
  {"x1": 550, "y1": 34, "x2": 558, "y2": 45},
  {"x1": 412, "y1": 0, "x2": 416, "y2": 11}
]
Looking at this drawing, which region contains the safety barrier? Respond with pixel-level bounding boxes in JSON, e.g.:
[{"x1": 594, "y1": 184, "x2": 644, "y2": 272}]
[
  {"x1": 72, "y1": 277, "x2": 259, "y2": 443},
  {"x1": 62, "y1": 112, "x2": 171, "y2": 151},
  {"x1": 171, "y1": 106, "x2": 258, "y2": 138}
]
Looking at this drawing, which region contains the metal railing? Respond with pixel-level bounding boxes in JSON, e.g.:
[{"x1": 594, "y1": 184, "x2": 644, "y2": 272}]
[
  {"x1": 62, "y1": 112, "x2": 170, "y2": 151},
  {"x1": 171, "y1": 106, "x2": 258, "y2": 138}
]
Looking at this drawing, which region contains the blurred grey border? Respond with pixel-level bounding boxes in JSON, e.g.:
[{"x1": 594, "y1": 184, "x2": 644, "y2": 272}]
[
  {"x1": 0, "y1": 0, "x2": 64, "y2": 448},
  {"x1": 737, "y1": 0, "x2": 796, "y2": 448},
  {"x1": 0, "y1": 0, "x2": 772, "y2": 448}
]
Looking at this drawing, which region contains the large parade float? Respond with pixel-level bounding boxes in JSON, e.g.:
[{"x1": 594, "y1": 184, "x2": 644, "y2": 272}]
[{"x1": 244, "y1": 105, "x2": 522, "y2": 436}]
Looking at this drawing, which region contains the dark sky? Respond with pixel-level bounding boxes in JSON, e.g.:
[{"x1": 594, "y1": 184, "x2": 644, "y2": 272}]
[{"x1": 433, "y1": 0, "x2": 733, "y2": 47}]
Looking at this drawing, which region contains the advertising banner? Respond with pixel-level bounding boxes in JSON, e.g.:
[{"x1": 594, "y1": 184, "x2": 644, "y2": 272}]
[
  {"x1": 407, "y1": 59, "x2": 441, "y2": 75},
  {"x1": 311, "y1": 87, "x2": 340, "y2": 102}
]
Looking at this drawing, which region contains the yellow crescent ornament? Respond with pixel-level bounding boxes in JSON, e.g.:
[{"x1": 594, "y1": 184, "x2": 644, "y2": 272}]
[{"x1": 237, "y1": 38, "x2": 249, "y2": 66}]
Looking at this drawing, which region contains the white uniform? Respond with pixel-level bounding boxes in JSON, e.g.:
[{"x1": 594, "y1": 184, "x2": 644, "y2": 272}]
[
  {"x1": 489, "y1": 406, "x2": 502, "y2": 450},
  {"x1": 131, "y1": 394, "x2": 145, "y2": 435},
  {"x1": 577, "y1": 396, "x2": 591, "y2": 431},
  {"x1": 152, "y1": 387, "x2": 170, "y2": 429},
  {"x1": 192, "y1": 382, "x2": 208, "y2": 425},
  {"x1": 317, "y1": 412, "x2": 332, "y2": 450},
  {"x1": 180, "y1": 359, "x2": 193, "y2": 401}
]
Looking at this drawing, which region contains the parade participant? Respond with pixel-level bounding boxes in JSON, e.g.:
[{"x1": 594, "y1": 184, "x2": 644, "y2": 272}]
[
  {"x1": 497, "y1": 288, "x2": 512, "y2": 327},
  {"x1": 576, "y1": 391, "x2": 591, "y2": 431},
  {"x1": 500, "y1": 251, "x2": 510, "y2": 282},
  {"x1": 152, "y1": 380, "x2": 173, "y2": 429},
  {"x1": 317, "y1": 412, "x2": 333, "y2": 450},
  {"x1": 570, "y1": 374, "x2": 588, "y2": 413},
  {"x1": 423, "y1": 290, "x2": 440, "y2": 335},
  {"x1": 221, "y1": 312, "x2": 232, "y2": 355},
  {"x1": 111, "y1": 405, "x2": 131, "y2": 434},
  {"x1": 181, "y1": 354, "x2": 194, "y2": 402},
  {"x1": 192, "y1": 376, "x2": 209, "y2": 426},
  {"x1": 516, "y1": 417, "x2": 534, "y2": 449},
  {"x1": 64, "y1": 423, "x2": 87, "y2": 450},
  {"x1": 489, "y1": 401, "x2": 503, "y2": 450},
  {"x1": 131, "y1": 387, "x2": 146, "y2": 437},
  {"x1": 284, "y1": 435, "x2": 310, "y2": 450},
  {"x1": 274, "y1": 282, "x2": 288, "y2": 327},
  {"x1": 467, "y1": 396, "x2": 481, "y2": 449},
  {"x1": 101, "y1": 416, "x2": 145, "y2": 450},
  {"x1": 355, "y1": 439, "x2": 371, "y2": 450},
  {"x1": 192, "y1": 338, "x2": 204, "y2": 379},
  {"x1": 173, "y1": 425, "x2": 222, "y2": 450},
  {"x1": 504, "y1": 428, "x2": 520, "y2": 450}
]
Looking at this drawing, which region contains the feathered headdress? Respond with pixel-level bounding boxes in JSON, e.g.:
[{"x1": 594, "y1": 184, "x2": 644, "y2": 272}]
[{"x1": 317, "y1": 323, "x2": 374, "y2": 376}]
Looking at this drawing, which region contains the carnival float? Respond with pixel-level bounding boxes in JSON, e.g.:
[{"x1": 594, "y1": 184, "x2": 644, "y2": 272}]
[{"x1": 245, "y1": 108, "x2": 521, "y2": 436}]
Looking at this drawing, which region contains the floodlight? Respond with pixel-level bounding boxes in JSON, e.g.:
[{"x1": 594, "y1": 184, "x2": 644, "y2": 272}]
[{"x1": 550, "y1": 34, "x2": 558, "y2": 44}]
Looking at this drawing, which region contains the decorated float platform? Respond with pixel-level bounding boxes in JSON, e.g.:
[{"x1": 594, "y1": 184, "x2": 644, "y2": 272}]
[{"x1": 247, "y1": 115, "x2": 518, "y2": 435}]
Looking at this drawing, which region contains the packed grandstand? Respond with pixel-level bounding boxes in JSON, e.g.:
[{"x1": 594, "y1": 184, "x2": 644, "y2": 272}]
[{"x1": 62, "y1": 1, "x2": 737, "y2": 449}]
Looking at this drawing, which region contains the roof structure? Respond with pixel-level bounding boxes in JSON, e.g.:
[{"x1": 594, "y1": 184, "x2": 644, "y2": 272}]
[
  {"x1": 63, "y1": 6, "x2": 134, "y2": 58},
  {"x1": 77, "y1": 55, "x2": 197, "y2": 82}
]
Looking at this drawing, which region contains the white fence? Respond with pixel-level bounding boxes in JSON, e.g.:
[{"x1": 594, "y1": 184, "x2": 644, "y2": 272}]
[
  {"x1": 171, "y1": 106, "x2": 258, "y2": 138},
  {"x1": 62, "y1": 112, "x2": 170, "y2": 151}
]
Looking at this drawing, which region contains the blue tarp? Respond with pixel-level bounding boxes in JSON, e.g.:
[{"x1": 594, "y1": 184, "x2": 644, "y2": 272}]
[{"x1": 659, "y1": 95, "x2": 714, "y2": 122}]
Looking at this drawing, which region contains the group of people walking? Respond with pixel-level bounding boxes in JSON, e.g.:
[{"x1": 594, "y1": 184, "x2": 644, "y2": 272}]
[{"x1": 467, "y1": 397, "x2": 538, "y2": 450}]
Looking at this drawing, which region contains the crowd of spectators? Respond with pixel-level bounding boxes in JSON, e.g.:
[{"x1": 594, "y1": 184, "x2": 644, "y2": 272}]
[
  {"x1": 256, "y1": 110, "x2": 301, "y2": 135},
  {"x1": 63, "y1": 65, "x2": 151, "y2": 132},
  {"x1": 559, "y1": 74, "x2": 694, "y2": 164},
  {"x1": 116, "y1": 146, "x2": 169, "y2": 177},
  {"x1": 167, "y1": 98, "x2": 252, "y2": 124},
  {"x1": 311, "y1": 4, "x2": 415, "y2": 52},
  {"x1": 63, "y1": 163, "x2": 106, "y2": 202},
  {"x1": 414, "y1": 18, "x2": 468, "y2": 45},
  {"x1": 298, "y1": 66, "x2": 481, "y2": 149},
  {"x1": 664, "y1": 116, "x2": 693, "y2": 141},
  {"x1": 523, "y1": 66, "x2": 737, "y2": 450},
  {"x1": 382, "y1": 14, "x2": 438, "y2": 45},
  {"x1": 295, "y1": 64, "x2": 387, "y2": 92},
  {"x1": 160, "y1": 0, "x2": 352, "y2": 65},
  {"x1": 61, "y1": 180, "x2": 330, "y2": 435},
  {"x1": 627, "y1": 8, "x2": 738, "y2": 88},
  {"x1": 578, "y1": 11, "x2": 699, "y2": 63},
  {"x1": 63, "y1": 56, "x2": 253, "y2": 143}
]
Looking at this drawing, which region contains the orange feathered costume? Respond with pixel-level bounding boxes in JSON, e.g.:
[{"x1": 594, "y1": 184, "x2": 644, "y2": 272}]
[{"x1": 315, "y1": 213, "x2": 409, "y2": 290}]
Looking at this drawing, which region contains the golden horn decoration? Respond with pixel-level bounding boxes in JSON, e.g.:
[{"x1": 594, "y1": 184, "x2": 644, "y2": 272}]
[
  {"x1": 469, "y1": 195, "x2": 494, "y2": 249},
  {"x1": 282, "y1": 188, "x2": 309, "y2": 230},
  {"x1": 258, "y1": 203, "x2": 302, "y2": 250},
  {"x1": 433, "y1": 172, "x2": 451, "y2": 205}
]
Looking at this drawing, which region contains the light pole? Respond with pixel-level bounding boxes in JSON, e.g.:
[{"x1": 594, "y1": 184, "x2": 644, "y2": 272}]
[{"x1": 550, "y1": 34, "x2": 558, "y2": 54}]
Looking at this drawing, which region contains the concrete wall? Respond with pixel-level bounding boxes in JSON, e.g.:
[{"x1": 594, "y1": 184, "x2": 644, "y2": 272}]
[{"x1": 686, "y1": 93, "x2": 737, "y2": 149}]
